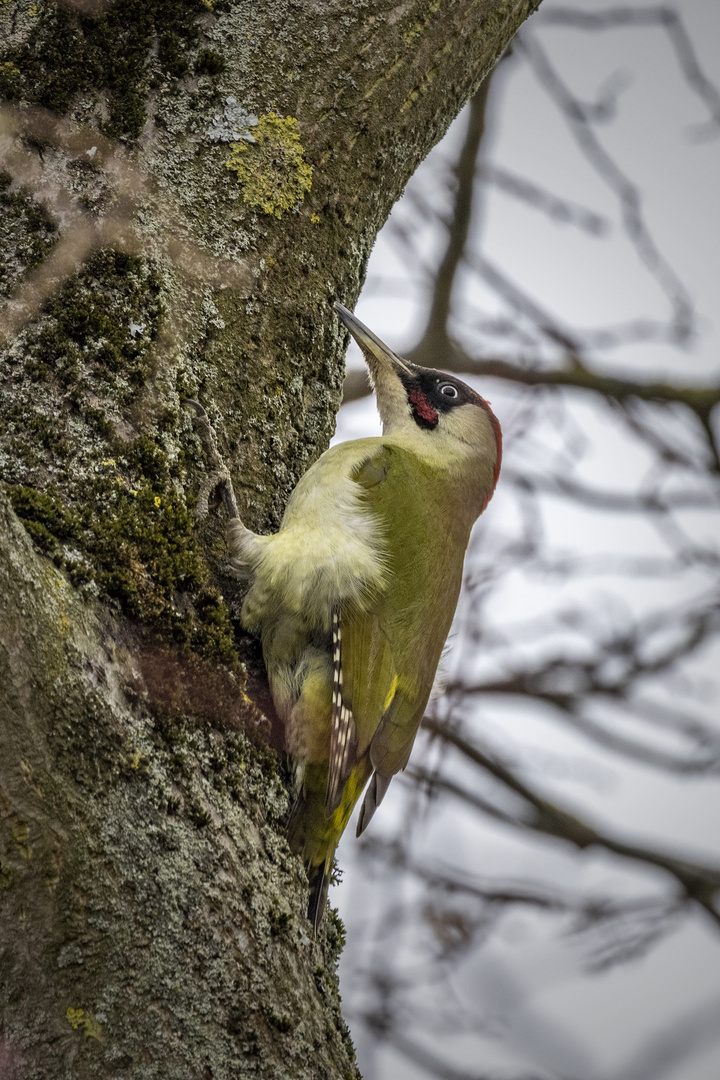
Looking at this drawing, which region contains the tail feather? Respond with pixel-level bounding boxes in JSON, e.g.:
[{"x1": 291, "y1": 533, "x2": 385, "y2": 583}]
[
  {"x1": 287, "y1": 759, "x2": 373, "y2": 931},
  {"x1": 307, "y1": 863, "x2": 330, "y2": 935},
  {"x1": 287, "y1": 782, "x2": 334, "y2": 934},
  {"x1": 286, "y1": 789, "x2": 308, "y2": 857}
]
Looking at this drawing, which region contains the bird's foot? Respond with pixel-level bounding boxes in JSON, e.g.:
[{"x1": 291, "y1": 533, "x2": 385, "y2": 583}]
[
  {"x1": 182, "y1": 399, "x2": 238, "y2": 519},
  {"x1": 183, "y1": 399, "x2": 261, "y2": 577}
]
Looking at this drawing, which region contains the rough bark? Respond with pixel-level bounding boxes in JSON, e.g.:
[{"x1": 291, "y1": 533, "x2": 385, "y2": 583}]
[{"x1": 0, "y1": 0, "x2": 540, "y2": 1075}]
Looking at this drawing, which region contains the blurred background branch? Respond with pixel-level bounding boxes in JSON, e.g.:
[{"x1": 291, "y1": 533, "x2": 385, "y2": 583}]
[{"x1": 336, "y1": 3, "x2": 720, "y2": 1079}]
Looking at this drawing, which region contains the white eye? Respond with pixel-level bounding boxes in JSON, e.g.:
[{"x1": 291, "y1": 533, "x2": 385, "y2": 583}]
[{"x1": 439, "y1": 383, "x2": 458, "y2": 399}]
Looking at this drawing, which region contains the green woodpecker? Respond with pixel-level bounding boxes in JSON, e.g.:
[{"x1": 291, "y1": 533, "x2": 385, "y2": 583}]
[{"x1": 205, "y1": 303, "x2": 501, "y2": 930}]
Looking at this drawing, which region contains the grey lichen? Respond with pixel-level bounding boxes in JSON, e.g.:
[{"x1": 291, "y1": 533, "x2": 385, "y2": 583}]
[{"x1": 207, "y1": 97, "x2": 259, "y2": 143}]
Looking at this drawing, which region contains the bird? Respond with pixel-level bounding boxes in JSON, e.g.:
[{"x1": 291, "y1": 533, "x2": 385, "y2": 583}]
[{"x1": 197, "y1": 302, "x2": 502, "y2": 931}]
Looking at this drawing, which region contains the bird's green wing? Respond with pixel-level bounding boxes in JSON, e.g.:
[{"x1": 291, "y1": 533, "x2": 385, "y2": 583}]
[{"x1": 324, "y1": 443, "x2": 471, "y2": 825}]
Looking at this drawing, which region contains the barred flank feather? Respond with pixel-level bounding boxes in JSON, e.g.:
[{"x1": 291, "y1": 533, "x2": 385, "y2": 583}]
[{"x1": 325, "y1": 608, "x2": 357, "y2": 817}]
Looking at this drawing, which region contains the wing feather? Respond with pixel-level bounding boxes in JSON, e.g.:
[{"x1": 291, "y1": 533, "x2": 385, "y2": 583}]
[{"x1": 337, "y1": 445, "x2": 470, "y2": 821}]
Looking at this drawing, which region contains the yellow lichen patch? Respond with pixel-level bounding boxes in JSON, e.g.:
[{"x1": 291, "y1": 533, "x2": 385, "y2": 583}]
[
  {"x1": 225, "y1": 113, "x2": 312, "y2": 219},
  {"x1": 402, "y1": 0, "x2": 440, "y2": 44},
  {"x1": 400, "y1": 56, "x2": 442, "y2": 113},
  {"x1": 66, "y1": 1007, "x2": 105, "y2": 1043},
  {"x1": 12, "y1": 822, "x2": 31, "y2": 860},
  {"x1": 363, "y1": 57, "x2": 404, "y2": 101}
]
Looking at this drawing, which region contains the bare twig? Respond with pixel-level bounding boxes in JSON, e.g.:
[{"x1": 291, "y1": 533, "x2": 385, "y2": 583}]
[
  {"x1": 408, "y1": 81, "x2": 492, "y2": 365},
  {"x1": 422, "y1": 718, "x2": 720, "y2": 925},
  {"x1": 541, "y1": 5, "x2": 720, "y2": 136}
]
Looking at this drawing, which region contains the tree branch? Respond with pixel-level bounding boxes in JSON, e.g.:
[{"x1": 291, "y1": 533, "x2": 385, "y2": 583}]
[
  {"x1": 409, "y1": 80, "x2": 492, "y2": 365},
  {"x1": 422, "y1": 718, "x2": 720, "y2": 925}
]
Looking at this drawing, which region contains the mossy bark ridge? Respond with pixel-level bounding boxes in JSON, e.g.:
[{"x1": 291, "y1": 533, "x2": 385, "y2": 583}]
[{"x1": 0, "y1": 0, "x2": 540, "y2": 1075}]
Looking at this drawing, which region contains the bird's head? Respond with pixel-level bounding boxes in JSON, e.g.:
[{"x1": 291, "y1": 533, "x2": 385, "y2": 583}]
[{"x1": 335, "y1": 302, "x2": 501, "y2": 499}]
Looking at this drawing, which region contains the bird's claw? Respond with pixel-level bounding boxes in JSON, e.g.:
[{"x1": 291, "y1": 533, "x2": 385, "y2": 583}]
[
  {"x1": 184, "y1": 398, "x2": 239, "y2": 520},
  {"x1": 182, "y1": 398, "x2": 207, "y2": 419}
]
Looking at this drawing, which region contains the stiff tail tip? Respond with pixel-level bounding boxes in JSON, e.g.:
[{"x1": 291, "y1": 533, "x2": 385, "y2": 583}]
[
  {"x1": 287, "y1": 790, "x2": 332, "y2": 933},
  {"x1": 307, "y1": 862, "x2": 330, "y2": 935}
]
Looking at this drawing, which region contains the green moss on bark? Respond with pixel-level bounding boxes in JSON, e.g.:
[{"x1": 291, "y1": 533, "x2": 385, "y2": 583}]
[
  {"x1": 8, "y1": 468, "x2": 239, "y2": 661},
  {"x1": 195, "y1": 47, "x2": 226, "y2": 76},
  {"x1": 24, "y1": 249, "x2": 163, "y2": 393},
  {"x1": 0, "y1": 0, "x2": 215, "y2": 138},
  {"x1": 0, "y1": 170, "x2": 58, "y2": 296}
]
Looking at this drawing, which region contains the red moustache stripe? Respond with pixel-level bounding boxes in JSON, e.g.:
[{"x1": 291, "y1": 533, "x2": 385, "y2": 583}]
[{"x1": 408, "y1": 389, "x2": 438, "y2": 425}]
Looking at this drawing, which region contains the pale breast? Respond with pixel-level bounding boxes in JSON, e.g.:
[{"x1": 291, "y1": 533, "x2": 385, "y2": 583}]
[{"x1": 241, "y1": 439, "x2": 388, "y2": 631}]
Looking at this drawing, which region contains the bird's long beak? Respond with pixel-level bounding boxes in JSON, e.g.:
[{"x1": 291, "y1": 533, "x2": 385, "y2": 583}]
[{"x1": 334, "y1": 302, "x2": 413, "y2": 376}]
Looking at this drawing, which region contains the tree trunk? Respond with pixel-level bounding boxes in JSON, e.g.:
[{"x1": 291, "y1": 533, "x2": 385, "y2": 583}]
[{"x1": 0, "y1": 0, "x2": 540, "y2": 1075}]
